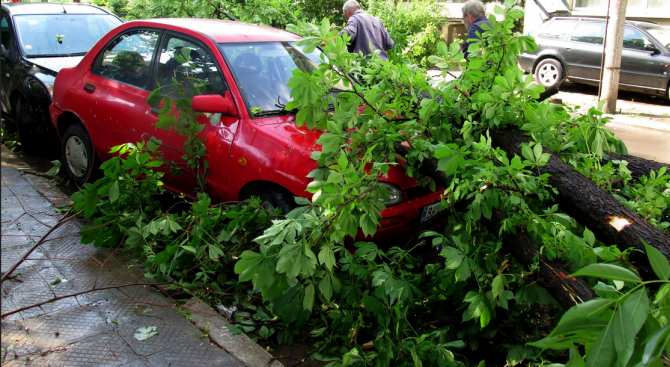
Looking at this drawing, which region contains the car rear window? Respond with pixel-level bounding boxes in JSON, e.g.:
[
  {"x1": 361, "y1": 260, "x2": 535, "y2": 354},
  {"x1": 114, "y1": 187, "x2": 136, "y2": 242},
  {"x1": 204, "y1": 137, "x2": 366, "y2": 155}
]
[
  {"x1": 535, "y1": 20, "x2": 577, "y2": 40},
  {"x1": 14, "y1": 14, "x2": 121, "y2": 57}
]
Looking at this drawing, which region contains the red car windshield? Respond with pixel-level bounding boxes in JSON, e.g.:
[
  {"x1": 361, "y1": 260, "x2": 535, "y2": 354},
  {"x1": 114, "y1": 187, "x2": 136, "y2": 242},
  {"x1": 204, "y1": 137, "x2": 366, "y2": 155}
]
[
  {"x1": 14, "y1": 14, "x2": 121, "y2": 58},
  {"x1": 219, "y1": 42, "x2": 326, "y2": 114}
]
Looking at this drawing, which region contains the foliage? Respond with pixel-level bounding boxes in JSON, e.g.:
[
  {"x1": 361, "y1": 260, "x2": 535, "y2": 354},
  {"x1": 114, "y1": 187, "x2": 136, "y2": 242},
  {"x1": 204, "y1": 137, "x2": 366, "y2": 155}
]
[
  {"x1": 1, "y1": 124, "x2": 21, "y2": 152},
  {"x1": 72, "y1": 2, "x2": 670, "y2": 366},
  {"x1": 530, "y1": 245, "x2": 670, "y2": 367},
  {"x1": 367, "y1": 0, "x2": 447, "y2": 67},
  {"x1": 615, "y1": 167, "x2": 670, "y2": 234},
  {"x1": 124, "y1": 0, "x2": 300, "y2": 29}
]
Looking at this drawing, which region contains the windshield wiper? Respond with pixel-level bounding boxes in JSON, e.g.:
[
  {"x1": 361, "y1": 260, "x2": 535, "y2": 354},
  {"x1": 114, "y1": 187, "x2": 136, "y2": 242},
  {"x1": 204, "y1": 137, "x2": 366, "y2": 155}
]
[{"x1": 253, "y1": 109, "x2": 296, "y2": 117}]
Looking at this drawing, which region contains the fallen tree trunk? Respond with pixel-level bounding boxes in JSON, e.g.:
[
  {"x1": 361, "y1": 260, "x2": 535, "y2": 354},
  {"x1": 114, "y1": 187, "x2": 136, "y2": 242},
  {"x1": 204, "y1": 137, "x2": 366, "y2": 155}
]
[
  {"x1": 486, "y1": 209, "x2": 596, "y2": 309},
  {"x1": 491, "y1": 129, "x2": 670, "y2": 280},
  {"x1": 604, "y1": 152, "x2": 669, "y2": 179},
  {"x1": 393, "y1": 144, "x2": 595, "y2": 309}
]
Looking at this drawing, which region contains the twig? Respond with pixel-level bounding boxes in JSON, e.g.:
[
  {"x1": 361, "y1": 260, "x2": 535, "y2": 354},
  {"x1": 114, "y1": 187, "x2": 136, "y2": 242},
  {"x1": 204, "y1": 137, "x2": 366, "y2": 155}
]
[
  {"x1": 1, "y1": 211, "x2": 79, "y2": 284},
  {"x1": 1, "y1": 282, "x2": 172, "y2": 318},
  {"x1": 205, "y1": 0, "x2": 236, "y2": 21}
]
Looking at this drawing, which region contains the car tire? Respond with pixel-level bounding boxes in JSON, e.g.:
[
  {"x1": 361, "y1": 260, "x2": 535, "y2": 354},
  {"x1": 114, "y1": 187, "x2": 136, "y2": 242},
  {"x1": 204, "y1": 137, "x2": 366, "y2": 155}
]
[
  {"x1": 61, "y1": 124, "x2": 99, "y2": 187},
  {"x1": 243, "y1": 185, "x2": 297, "y2": 216},
  {"x1": 535, "y1": 58, "x2": 564, "y2": 89},
  {"x1": 15, "y1": 97, "x2": 42, "y2": 154}
]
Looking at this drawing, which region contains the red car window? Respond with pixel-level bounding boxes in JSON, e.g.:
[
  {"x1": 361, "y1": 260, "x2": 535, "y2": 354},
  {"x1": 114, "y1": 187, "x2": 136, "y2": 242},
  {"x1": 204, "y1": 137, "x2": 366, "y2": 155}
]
[
  {"x1": 97, "y1": 29, "x2": 160, "y2": 90},
  {"x1": 156, "y1": 34, "x2": 228, "y2": 99}
]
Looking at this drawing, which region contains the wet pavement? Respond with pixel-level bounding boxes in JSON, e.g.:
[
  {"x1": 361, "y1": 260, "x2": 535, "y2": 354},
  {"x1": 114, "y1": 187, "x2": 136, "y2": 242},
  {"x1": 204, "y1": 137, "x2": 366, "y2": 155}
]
[
  {"x1": 0, "y1": 147, "x2": 242, "y2": 366},
  {"x1": 606, "y1": 123, "x2": 670, "y2": 164},
  {"x1": 555, "y1": 82, "x2": 670, "y2": 164}
]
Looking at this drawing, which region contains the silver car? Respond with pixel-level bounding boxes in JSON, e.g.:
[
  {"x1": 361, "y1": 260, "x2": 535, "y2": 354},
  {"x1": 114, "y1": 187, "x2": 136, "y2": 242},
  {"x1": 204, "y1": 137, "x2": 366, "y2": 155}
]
[{"x1": 519, "y1": 17, "x2": 670, "y2": 100}]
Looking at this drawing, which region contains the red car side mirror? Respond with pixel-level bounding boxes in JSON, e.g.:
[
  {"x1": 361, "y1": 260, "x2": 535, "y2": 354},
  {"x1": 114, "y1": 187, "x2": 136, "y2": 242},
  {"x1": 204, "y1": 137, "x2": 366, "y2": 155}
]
[{"x1": 192, "y1": 92, "x2": 237, "y2": 117}]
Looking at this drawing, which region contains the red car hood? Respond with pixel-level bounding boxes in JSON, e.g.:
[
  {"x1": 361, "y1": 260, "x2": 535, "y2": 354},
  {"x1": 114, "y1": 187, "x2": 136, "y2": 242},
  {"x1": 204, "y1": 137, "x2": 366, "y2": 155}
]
[{"x1": 254, "y1": 115, "x2": 425, "y2": 191}]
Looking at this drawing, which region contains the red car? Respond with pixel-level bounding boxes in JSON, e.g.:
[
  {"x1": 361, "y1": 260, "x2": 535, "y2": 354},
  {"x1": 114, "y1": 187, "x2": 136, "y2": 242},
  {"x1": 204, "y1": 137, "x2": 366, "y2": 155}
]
[{"x1": 50, "y1": 18, "x2": 442, "y2": 243}]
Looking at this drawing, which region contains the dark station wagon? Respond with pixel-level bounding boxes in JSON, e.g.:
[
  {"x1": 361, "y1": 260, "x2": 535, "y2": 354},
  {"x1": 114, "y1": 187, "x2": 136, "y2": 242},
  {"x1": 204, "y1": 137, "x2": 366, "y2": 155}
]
[
  {"x1": 519, "y1": 17, "x2": 670, "y2": 100},
  {"x1": 1, "y1": 2, "x2": 122, "y2": 152}
]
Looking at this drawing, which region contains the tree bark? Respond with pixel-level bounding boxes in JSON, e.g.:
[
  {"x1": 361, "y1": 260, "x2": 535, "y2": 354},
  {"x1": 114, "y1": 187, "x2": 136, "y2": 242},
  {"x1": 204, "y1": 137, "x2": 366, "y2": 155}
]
[
  {"x1": 490, "y1": 129, "x2": 670, "y2": 281},
  {"x1": 393, "y1": 144, "x2": 595, "y2": 309},
  {"x1": 485, "y1": 209, "x2": 596, "y2": 309},
  {"x1": 604, "y1": 152, "x2": 669, "y2": 180}
]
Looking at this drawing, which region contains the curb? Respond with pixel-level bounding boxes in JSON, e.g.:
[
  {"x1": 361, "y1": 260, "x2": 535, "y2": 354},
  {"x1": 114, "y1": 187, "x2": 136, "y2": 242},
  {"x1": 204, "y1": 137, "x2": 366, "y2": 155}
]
[
  {"x1": 184, "y1": 298, "x2": 282, "y2": 367},
  {"x1": 1, "y1": 146, "x2": 281, "y2": 367}
]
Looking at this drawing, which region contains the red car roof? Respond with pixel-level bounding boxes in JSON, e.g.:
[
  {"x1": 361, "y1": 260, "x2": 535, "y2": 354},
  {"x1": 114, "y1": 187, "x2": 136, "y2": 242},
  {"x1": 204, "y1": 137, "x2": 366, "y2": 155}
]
[{"x1": 126, "y1": 18, "x2": 302, "y2": 43}]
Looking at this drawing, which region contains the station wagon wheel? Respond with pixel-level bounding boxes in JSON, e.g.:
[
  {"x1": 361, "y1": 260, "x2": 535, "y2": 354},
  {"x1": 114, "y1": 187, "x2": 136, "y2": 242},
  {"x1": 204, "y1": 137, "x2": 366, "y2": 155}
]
[
  {"x1": 15, "y1": 97, "x2": 42, "y2": 154},
  {"x1": 61, "y1": 124, "x2": 98, "y2": 187},
  {"x1": 535, "y1": 58, "x2": 564, "y2": 89}
]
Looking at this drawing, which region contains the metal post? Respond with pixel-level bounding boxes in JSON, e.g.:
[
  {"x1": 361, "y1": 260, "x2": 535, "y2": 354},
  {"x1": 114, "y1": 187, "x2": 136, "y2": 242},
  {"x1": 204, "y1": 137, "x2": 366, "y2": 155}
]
[{"x1": 600, "y1": 0, "x2": 628, "y2": 114}]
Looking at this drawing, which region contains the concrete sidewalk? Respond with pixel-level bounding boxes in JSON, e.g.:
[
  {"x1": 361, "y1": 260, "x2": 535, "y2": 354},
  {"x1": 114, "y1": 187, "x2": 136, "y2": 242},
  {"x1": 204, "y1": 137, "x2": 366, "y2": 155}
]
[{"x1": 0, "y1": 148, "x2": 271, "y2": 366}]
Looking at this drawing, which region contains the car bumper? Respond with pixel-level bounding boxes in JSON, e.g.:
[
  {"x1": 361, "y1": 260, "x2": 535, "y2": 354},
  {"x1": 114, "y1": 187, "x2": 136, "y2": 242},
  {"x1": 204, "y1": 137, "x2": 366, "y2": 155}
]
[
  {"x1": 49, "y1": 104, "x2": 64, "y2": 135},
  {"x1": 352, "y1": 189, "x2": 444, "y2": 246}
]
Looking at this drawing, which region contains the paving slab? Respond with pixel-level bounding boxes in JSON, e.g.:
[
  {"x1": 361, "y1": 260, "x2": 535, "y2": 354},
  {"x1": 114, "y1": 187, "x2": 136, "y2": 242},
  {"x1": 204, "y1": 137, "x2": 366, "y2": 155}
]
[{"x1": 1, "y1": 152, "x2": 251, "y2": 366}]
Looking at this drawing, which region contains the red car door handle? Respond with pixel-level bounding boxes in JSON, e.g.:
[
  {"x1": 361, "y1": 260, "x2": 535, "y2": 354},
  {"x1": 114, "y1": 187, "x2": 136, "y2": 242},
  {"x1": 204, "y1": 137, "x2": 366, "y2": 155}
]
[{"x1": 83, "y1": 84, "x2": 95, "y2": 92}]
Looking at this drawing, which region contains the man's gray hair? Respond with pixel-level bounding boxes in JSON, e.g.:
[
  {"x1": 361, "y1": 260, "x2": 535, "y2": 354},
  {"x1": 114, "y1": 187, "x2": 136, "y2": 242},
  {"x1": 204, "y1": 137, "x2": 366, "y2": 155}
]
[
  {"x1": 462, "y1": 0, "x2": 486, "y2": 18},
  {"x1": 343, "y1": 0, "x2": 361, "y2": 13}
]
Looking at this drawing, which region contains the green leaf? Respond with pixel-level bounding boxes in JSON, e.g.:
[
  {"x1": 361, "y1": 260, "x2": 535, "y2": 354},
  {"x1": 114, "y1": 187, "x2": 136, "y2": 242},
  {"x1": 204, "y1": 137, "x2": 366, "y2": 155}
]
[
  {"x1": 303, "y1": 283, "x2": 315, "y2": 311},
  {"x1": 559, "y1": 298, "x2": 615, "y2": 322},
  {"x1": 550, "y1": 316, "x2": 608, "y2": 337},
  {"x1": 584, "y1": 227, "x2": 595, "y2": 247},
  {"x1": 317, "y1": 133, "x2": 341, "y2": 154},
  {"x1": 571, "y1": 263, "x2": 641, "y2": 283},
  {"x1": 492, "y1": 274, "x2": 504, "y2": 300},
  {"x1": 153, "y1": 251, "x2": 170, "y2": 265},
  {"x1": 566, "y1": 348, "x2": 586, "y2": 367},
  {"x1": 442, "y1": 340, "x2": 466, "y2": 349},
  {"x1": 147, "y1": 89, "x2": 164, "y2": 107},
  {"x1": 437, "y1": 154, "x2": 460, "y2": 177},
  {"x1": 622, "y1": 288, "x2": 649, "y2": 335},
  {"x1": 108, "y1": 180, "x2": 120, "y2": 203},
  {"x1": 337, "y1": 154, "x2": 348, "y2": 170},
  {"x1": 234, "y1": 251, "x2": 264, "y2": 282},
  {"x1": 612, "y1": 307, "x2": 634, "y2": 366},
  {"x1": 319, "y1": 274, "x2": 334, "y2": 301},
  {"x1": 585, "y1": 316, "x2": 616, "y2": 367},
  {"x1": 642, "y1": 325, "x2": 670, "y2": 365},
  {"x1": 440, "y1": 247, "x2": 464, "y2": 270},
  {"x1": 643, "y1": 240, "x2": 670, "y2": 280}
]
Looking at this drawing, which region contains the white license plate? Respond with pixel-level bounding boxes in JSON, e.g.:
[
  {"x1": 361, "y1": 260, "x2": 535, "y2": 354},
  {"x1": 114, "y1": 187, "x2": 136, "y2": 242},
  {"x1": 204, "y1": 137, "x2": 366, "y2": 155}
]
[{"x1": 421, "y1": 202, "x2": 441, "y2": 223}]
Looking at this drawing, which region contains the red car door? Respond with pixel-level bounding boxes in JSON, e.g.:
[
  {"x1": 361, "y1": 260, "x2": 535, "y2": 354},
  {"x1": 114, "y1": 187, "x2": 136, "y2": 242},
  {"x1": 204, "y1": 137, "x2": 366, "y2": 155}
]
[
  {"x1": 152, "y1": 31, "x2": 238, "y2": 198},
  {"x1": 78, "y1": 28, "x2": 165, "y2": 162}
]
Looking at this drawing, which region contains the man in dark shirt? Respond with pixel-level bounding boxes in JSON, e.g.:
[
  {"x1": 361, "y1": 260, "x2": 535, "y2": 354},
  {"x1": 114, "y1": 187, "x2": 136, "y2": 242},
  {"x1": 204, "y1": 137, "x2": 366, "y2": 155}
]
[
  {"x1": 338, "y1": 0, "x2": 395, "y2": 61},
  {"x1": 462, "y1": 0, "x2": 492, "y2": 60}
]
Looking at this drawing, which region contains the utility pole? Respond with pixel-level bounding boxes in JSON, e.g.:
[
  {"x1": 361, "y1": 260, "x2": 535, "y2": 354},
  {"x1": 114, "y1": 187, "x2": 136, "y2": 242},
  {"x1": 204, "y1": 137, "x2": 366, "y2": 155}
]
[{"x1": 599, "y1": 0, "x2": 628, "y2": 114}]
